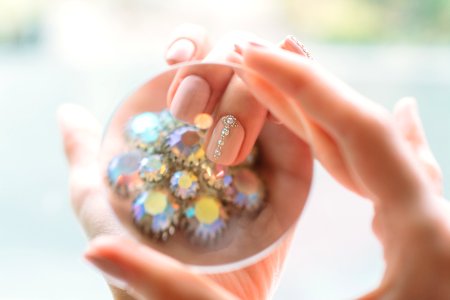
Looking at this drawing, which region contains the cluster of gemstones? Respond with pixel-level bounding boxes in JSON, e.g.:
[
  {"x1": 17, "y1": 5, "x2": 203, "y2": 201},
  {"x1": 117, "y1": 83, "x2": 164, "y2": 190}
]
[{"x1": 107, "y1": 111, "x2": 265, "y2": 245}]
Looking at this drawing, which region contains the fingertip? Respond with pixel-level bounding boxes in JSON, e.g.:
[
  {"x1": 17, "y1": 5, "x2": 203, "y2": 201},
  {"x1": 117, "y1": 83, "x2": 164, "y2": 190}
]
[{"x1": 57, "y1": 103, "x2": 101, "y2": 134}]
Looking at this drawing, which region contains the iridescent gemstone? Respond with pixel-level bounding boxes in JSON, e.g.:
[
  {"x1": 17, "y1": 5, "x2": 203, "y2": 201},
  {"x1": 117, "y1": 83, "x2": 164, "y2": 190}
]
[
  {"x1": 170, "y1": 170, "x2": 199, "y2": 200},
  {"x1": 133, "y1": 189, "x2": 179, "y2": 240},
  {"x1": 159, "y1": 110, "x2": 181, "y2": 130},
  {"x1": 107, "y1": 151, "x2": 144, "y2": 197},
  {"x1": 126, "y1": 112, "x2": 161, "y2": 149},
  {"x1": 202, "y1": 163, "x2": 233, "y2": 190},
  {"x1": 231, "y1": 168, "x2": 264, "y2": 212},
  {"x1": 139, "y1": 154, "x2": 168, "y2": 183},
  {"x1": 166, "y1": 126, "x2": 205, "y2": 166},
  {"x1": 184, "y1": 195, "x2": 227, "y2": 242}
]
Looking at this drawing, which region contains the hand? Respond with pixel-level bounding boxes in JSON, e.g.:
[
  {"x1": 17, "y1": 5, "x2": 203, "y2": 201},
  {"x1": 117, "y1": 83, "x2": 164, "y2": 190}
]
[
  {"x1": 58, "y1": 25, "x2": 314, "y2": 299},
  {"x1": 238, "y1": 44, "x2": 450, "y2": 299}
]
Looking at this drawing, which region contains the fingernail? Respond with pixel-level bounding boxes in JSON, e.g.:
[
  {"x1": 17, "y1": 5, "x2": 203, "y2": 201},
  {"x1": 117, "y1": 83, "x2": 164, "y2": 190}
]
[
  {"x1": 234, "y1": 44, "x2": 243, "y2": 55},
  {"x1": 170, "y1": 75, "x2": 211, "y2": 123},
  {"x1": 165, "y1": 38, "x2": 196, "y2": 65},
  {"x1": 207, "y1": 115, "x2": 244, "y2": 165},
  {"x1": 284, "y1": 35, "x2": 312, "y2": 59},
  {"x1": 86, "y1": 256, "x2": 145, "y2": 300},
  {"x1": 85, "y1": 254, "x2": 128, "y2": 287}
]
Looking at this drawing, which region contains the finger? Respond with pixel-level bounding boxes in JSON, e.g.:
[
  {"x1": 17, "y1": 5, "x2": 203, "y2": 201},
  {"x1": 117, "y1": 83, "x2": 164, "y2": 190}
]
[
  {"x1": 394, "y1": 97, "x2": 443, "y2": 194},
  {"x1": 58, "y1": 104, "x2": 122, "y2": 238},
  {"x1": 243, "y1": 45, "x2": 431, "y2": 203},
  {"x1": 85, "y1": 236, "x2": 237, "y2": 300},
  {"x1": 165, "y1": 23, "x2": 210, "y2": 65},
  {"x1": 202, "y1": 35, "x2": 312, "y2": 165},
  {"x1": 236, "y1": 65, "x2": 362, "y2": 194},
  {"x1": 58, "y1": 103, "x2": 102, "y2": 169},
  {"x1": 167, "y1": 33, "x2": 269, "y2": 123}
]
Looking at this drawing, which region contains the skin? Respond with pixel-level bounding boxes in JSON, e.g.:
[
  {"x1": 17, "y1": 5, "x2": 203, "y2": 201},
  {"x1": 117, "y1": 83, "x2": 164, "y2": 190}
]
[{"x1": 58, "y1": 25, "x2": 449, "y2": 299}]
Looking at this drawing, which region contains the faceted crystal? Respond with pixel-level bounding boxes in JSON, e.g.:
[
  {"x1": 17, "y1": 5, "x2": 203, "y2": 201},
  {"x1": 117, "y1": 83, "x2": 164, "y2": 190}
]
[
  {"x1": 202, "y1": 163, "x2": 233, "y2": 191},
  {"x1": 133, "y1": 189, "x2": 179, "y2": 238},
  {"x1": 166, "y1": 126, "x2": 205, "y2": 166},
  {"x1": 184, "y1": 195, "x2": 227, "y2": 242},
  {"x1": 139, "y1": 154, "x2": 168, "y2": 183},
  {"x1": 231, "y1": 168, "x2": 264, "y2": 212},
  {"x1": 170, "y1": 170, "x2": 199, "y2": 200},
  {"x1": 107, "y1": 151, "x2": 144, "y2": 197},
  {"x1": 126, "y1": 112, "x2": 161, "y2": 148}
]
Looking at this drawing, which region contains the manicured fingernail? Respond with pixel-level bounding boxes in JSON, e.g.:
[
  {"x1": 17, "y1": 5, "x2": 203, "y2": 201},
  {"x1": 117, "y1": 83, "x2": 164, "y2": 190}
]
[
  {"x1": 207, "y1": 115, "x2": 244, "y2": 164},
  {"x1": 284, "y1": 35, "x2": 312, "y2": 59},
  {"x1": 85, "y1": 254, "x2": 128, "y2": 286},
  {"x1": 234, "y1": 44, "x2": 243, "y2": 55},
  {"x1": 170, "y1": 75, "x2": 211, "y2": 123},
  {"x1": 165, "y1": 38, "x2": 196, "y2": 65}
]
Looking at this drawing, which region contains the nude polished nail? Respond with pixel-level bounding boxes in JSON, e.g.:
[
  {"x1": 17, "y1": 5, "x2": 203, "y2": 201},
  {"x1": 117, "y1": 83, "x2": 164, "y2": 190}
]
[
  {"x1": 165, "y1": 38, "x2": 196, "y2": 65},
  {"x1": 207, "y1": 115, "x2": 244, "y2": 165},
  {"x1": 170, "y1": 75, "x2": 211, "y2": 123}
]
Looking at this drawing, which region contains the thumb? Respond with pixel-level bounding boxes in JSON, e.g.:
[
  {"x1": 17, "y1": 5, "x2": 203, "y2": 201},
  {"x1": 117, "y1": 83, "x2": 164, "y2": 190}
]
[
  {"x1": 394, "y1": 97, "x2": 443, "y2": 194},
  {"x1": 85, "y1": 236, "x2": 237, "y2": 300}
]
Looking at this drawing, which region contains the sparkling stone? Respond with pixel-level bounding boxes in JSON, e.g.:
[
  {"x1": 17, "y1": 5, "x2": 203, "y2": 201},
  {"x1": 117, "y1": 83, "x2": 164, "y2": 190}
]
[
  {"x1": 126, "y1": 112, "x2": 162, "y2": 148},
  {"x1": 221, "y1": 128, "x2": 230, "y2": 136},
  {"x1": 214, "y1": 149, "x2": 221, "y2": 156},
  {"x1": 194, "y1": 113, "x2": 213, "y2": 130},
  {"x1": 184, "y1": 195, "x2": 227, "y2": 242},
  {"x1": 170, "y1": 170, "x2": 199, "y2": 200},
  {"x1": 107, "y1": 151, "x2": 144, "y2": 197},
  {"x1": 159, "y1": 110, "x2": 177, "y2": 130},
  {"x1": 231, "y1": 168, "x2": 264, "y2": 212},
  {"x1": 226, "y1": 117, "x2": 235, "y2": 125},
  {"x1": 217, "y1": 139, "x2": 224, "y2": 146},
  {"x1": 132, "y1": 190, "x2": 179, "y2": 236},
  {"x1": 139, "y1": 154, "x2": 168, "y2": 182},
  {"x1": 195, "y1": 196, "x2": 220, "y2": 224},
  {"x1": 202, "y1": 163, "x2": 233, "y2": 190},
  {"x1": 185, "y1": 207, "x2": 195, "y2": 218},
  {"x1": 166, "y1": 126, "x2": 205, "y2": 165}
]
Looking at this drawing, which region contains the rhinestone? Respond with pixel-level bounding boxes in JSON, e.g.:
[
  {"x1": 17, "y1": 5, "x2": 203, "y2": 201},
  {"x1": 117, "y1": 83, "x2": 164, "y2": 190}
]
[
  {"x1": 170, "y1": 170, "x2": 199, "y2": 200},
  {"x1": 166, "y1": 126, "x2": 205, "y2": 166},
  {"x1": 221, "y1": 128, "x2": 230, "y2": 136},
  {"x1": 194, "y1": 113, "x2": 213, "y2": 130},
  {"x1": 217, "y1": 139, "x2": 224, "y2": 146},
  {"x1": 226, "y1": 117, "x2": 235, "y2": 125},
  {"x1": 139, "y1": 154, "x2": 168, "y2": 183},
  {"x1": 184, "y1": 195, "x2": 227, "y2": 242},
  {"x1": 132, "y1": 189, "x2": 179, "y2": 239},
  {"x1": 126, "y1": 112, "x2": 161, "y2": 148},
  {"x1": 202, "y1": 163, "x2": 233, "y2": 190},
  {"x1": 231, "y1": 168, "x2": 264, "y2": 212},
  {"x1": 107, "y1": 151, "x2": 144, "y2": 197}
]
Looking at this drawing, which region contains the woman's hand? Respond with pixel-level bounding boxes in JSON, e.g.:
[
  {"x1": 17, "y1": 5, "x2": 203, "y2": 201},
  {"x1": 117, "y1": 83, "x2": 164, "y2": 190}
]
[
  {"x1": 58, "y1": 25, "x2": 314, "y2": 299},
  {"x1": 238, "y1": 44, "x2": 450, "y2": 299}
]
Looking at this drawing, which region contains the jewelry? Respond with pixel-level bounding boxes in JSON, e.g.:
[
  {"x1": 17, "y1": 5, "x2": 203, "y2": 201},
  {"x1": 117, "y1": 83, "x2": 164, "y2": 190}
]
[
  {"x1": 107, "y1": 110, "x2": 265, "y2": 245},
  {"x1": 214, "y1": 115, "x2": 239, "y2": 159}
]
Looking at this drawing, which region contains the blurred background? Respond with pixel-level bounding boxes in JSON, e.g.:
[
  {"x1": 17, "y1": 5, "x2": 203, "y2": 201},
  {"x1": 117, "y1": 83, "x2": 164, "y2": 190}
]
[{"x1": 0, "y1": 0, "x2": 449, "y2": 299}]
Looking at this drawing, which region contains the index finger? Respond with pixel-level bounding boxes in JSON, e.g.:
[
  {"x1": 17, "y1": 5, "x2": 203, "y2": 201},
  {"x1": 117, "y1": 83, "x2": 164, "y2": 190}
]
[{"x1": 242, "y1": 45, "x2": 432, "y2": 203}]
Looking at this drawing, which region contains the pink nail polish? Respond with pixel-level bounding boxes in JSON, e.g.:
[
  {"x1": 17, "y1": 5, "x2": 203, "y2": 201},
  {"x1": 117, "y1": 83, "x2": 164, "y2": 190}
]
[
  {"x1": 165, "y1": 38, "x2": 196, "y2": 65},
  {"x1": 234, "y1": 44, "x2": 243, "y2": 55},
  {"x1": 207, "y1": 115, "x2": 244, "y2": 165},
  {"x1": 284, "y1": 35, "x2": 312, "y2": 59},
  {"x1": 85, "y1": 255, "x2": 128, "y2": 284},
  {"x1": 170, "y1": 75, "x2": 211, "y2": 123}
]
